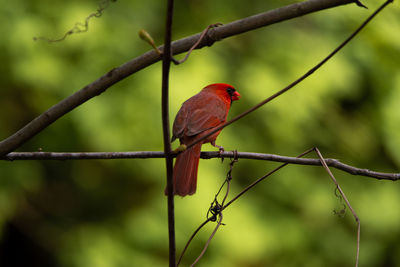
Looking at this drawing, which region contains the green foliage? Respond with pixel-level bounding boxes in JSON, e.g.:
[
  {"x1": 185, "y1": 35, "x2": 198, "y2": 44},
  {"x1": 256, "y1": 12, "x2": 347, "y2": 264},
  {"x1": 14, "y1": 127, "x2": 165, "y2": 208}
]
[{"x1": 0, "y1": 0, "x2": 399, "y2": 266}]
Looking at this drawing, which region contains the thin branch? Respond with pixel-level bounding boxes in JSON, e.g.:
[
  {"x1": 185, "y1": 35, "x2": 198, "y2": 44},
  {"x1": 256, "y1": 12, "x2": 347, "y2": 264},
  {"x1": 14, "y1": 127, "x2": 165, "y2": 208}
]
[
  {"x1": 2, "y1": 151, "x2": 166, "y2": 160},
  {"x1": 177, "y1": 220, "x2": 209, "y2": 266},
  {"x1": 171, "y1": 23, "x2": 222, "y2": 65},
  {"x1": 184, "y1": 0, "x2": 393, "y2": 151},
  {"x1": 161, "y1": 0, "x2": 176, "y2": 265},
  {"x1": 0, "y1": 0, "x2": 363, "y2": 156},
  {"x1": 3, "y1": 151, "x2": 399, "y2": 181},
  {"x1": 313, "y1": 147, "x2": 360, "y2": 267},
  {"x1": 190, "y1": 213, "x2": 223, "y2": 267}
]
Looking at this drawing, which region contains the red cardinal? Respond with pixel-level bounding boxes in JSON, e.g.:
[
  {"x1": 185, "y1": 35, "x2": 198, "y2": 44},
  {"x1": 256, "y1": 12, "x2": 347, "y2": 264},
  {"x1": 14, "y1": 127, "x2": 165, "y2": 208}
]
[{"x1": 166, "y1": 83, "x2": 240, "y2": 196}]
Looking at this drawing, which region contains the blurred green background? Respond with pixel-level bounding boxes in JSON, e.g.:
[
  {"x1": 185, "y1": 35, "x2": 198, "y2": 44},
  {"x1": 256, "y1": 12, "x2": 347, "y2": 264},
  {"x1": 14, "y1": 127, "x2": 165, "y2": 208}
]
[{"x1": 1, "y1": 0, "x2": 400, "y2": 266}]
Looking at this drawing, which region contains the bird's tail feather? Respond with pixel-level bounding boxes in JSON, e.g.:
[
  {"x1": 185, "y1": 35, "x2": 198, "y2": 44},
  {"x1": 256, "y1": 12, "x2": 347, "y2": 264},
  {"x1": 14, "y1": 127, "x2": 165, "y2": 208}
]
[{"x1": 164, "y1": 143, "x2": 201, "y2": 196}]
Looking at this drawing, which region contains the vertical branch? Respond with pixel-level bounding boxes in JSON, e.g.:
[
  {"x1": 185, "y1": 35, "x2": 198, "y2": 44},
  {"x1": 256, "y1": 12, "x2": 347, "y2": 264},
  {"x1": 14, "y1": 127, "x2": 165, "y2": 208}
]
[{"x1": 162, "y1": 0, "x2": 176, "y2": 266}]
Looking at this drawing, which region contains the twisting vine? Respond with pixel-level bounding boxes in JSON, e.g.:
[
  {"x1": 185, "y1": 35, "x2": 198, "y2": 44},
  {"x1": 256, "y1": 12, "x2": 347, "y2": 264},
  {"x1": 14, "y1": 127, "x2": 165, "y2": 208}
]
[
  {"x1": 178, "y1": 153, "x2": 239, "y2": 266},
  {"x1": 33, "y1": 0, "x2": 117, "y2": 42}
]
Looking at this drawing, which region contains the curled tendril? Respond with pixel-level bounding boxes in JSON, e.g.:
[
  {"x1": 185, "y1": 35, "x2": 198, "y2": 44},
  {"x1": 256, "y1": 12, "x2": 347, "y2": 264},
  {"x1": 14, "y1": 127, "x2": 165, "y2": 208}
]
[
  {"x1": 34, "y1": 0, "x2": 117, "y2": 43},
  {"x1": 207, "y1": 201, "x2": 222, "y2": 222},
  {"x1": 206, "y1": 153, "x2": 238, "y2": 222},
  {"x1": 333, "y1": 186, "x2": 346, "y2": 217}
]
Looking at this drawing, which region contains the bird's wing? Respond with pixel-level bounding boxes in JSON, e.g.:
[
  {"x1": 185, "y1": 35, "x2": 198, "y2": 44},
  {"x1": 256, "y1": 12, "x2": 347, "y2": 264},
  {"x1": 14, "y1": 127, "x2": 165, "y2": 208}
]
[
  {"x1": 172, "y1": 92, "x2": 229, "y2": 140},
  {"x1": 185, "y1": 97, "x2": 227, "y2": 137},
  {"x1": 172, "y1": 103, "x2": 189, "y2": 141}
]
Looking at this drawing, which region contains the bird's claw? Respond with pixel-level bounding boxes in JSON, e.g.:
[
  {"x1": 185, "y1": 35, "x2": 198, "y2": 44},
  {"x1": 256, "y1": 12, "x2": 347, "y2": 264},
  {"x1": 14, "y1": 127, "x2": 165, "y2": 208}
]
[
  {"x1": 217, "y1": 146, "x2": 225, "y2": 162},
  {"x1": 212, "y1": 143, "x2": 225, "y2": 163}
]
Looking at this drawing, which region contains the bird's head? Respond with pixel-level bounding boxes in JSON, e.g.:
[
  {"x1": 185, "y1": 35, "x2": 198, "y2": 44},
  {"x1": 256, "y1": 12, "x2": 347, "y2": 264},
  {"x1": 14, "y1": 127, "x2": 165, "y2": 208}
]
[{"x1": 204, "y1": 83, "x2": 241, "y2": 103}]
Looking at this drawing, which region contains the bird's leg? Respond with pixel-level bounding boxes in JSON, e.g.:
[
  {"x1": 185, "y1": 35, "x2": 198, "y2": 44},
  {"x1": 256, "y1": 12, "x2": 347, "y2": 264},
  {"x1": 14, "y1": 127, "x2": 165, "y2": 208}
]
[
  {"x1": 211, "y1": 141, "x2": 225, "y2": 163},
  {"x1": 211, "y1": 141, "x2": 224, "y2": 153}
]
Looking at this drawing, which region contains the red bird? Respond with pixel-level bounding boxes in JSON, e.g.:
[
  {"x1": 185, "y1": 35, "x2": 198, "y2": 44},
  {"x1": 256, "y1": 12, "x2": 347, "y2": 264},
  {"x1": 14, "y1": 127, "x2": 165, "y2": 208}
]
[{"x1": 167, "y1": 83, "x2": 240, "y2": 196}]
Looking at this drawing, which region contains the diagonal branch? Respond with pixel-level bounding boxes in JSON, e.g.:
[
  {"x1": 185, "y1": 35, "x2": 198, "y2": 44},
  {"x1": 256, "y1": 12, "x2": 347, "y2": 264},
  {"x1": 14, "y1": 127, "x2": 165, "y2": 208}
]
[
  {"x1": 313, "y1": 147, "x2": 360, "y2": 267},
  {"x1": 184, "y1": 0, "x2": 393, "y2": 151},
  {"x1": 2, "y1": 150, "x2": 399, "y2": 181},
  {"x1": 0, "y1": 0, "x2": 363, "y2": 156}
]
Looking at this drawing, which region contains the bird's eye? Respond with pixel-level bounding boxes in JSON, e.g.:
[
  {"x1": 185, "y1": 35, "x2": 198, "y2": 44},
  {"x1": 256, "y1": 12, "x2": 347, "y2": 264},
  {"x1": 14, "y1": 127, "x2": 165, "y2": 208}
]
[{"x1": 226, "y1": 87, "x2": 235, "y2": 96}]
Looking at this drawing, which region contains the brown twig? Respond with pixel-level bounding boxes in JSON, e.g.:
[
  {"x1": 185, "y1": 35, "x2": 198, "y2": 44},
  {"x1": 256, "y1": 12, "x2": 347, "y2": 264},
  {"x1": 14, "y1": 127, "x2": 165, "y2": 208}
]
[
  {"x1": 176, "y1": 220, "x2": 209, "y2": 266},
  {"x1": 0, "y1": 0, "x2": 364, "y2": 156},
  {"x1": 3, "y1": 151, "x2": 398, "y2": 181},
  {"x1": 313, "y1": 147, "x2": 360, "y2": 267},
  {"x1": 190, "y1": 213, "x2": 223, "y2": 267},
  {"x1": 171, "y1": 23, "x2": 222, "y2": 65}
]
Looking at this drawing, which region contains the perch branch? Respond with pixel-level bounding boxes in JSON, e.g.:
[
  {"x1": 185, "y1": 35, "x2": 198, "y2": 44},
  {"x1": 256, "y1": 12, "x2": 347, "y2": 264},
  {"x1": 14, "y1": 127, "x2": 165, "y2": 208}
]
[
  {"x1": 2, "y1": 151, "x2": 399, "y2": 181},
  {"x1": 0, "y1": 0, "x2": 364, "y2": 156}
]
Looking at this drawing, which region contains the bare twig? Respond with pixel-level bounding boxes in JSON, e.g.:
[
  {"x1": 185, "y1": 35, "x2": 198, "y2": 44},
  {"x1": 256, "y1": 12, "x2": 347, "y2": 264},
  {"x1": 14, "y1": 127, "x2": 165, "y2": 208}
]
[
  {"x1": 161, "y1": 0, "x2": 176, "y2": 266},
  {"x1": 0, "y1": 0, "x2": 364, "y2": 156},
  {"x1": 190, "y1": 213, "x2": 223, "y2": 267},
  {"x1": 184, "y1": 0, "x2": 393, "y2": 151},
  {"x1": 176, "y1": 220, "x2": 209, "y2": 266},
  {"x1": 171, "y1": 23, "x2": 222, "y2": 65},
  {"x1": 3, "y1": 151, "x2": 398, "y2": 181},
  {"x1": 313, "y1": 147, "x2": 360, "y2": 267}
]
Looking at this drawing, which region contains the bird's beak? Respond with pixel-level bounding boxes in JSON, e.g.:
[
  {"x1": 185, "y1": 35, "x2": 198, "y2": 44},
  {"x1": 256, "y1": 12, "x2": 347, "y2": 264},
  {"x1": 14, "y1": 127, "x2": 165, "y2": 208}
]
[{"x1": 232, "y1": 91, "x2": 241, "y2": 101}]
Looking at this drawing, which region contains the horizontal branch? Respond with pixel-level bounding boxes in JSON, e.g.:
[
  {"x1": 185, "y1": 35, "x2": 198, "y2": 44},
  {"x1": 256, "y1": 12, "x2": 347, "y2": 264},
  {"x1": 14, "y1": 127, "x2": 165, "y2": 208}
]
[
  {"x1": 0, "y1": 0, "x2": 361, "y2": 156},
  {"x1": 2, "y1": 150, "x2": 399, "y2": 181}
]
